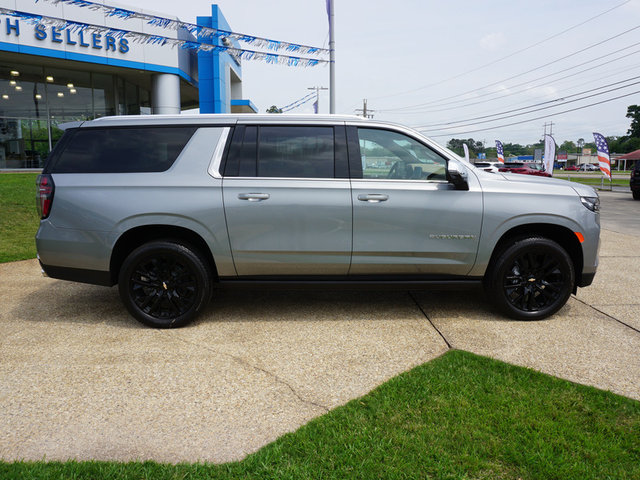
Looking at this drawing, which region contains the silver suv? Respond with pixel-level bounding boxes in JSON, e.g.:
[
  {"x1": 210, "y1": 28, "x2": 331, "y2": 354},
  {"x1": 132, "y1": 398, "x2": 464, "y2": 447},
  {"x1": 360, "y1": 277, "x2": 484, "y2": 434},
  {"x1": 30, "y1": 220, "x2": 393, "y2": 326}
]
[{"x1": 36, "y1": 115, "x2": 600, "y2": 328}]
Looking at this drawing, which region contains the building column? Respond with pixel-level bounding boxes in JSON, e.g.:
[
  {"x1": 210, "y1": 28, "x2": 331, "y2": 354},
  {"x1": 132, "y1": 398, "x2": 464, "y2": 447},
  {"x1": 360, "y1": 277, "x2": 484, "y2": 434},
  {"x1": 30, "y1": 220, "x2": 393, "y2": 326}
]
[{"x1": 151, "y1": 74, "x2": 180, "y2": 114}]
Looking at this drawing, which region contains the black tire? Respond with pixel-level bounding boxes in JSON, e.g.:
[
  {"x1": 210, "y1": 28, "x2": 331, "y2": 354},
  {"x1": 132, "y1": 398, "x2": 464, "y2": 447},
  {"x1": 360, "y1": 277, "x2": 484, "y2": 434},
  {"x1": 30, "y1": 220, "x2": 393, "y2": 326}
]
[
  {"x1": 632, "y1": 190, "x2": 640, "y2": 200},
  {"x1": 118, "y1": 240, "x2": 212, "y2": 328},
  {"x1": 485, "y1": 237, "x2": 574, "y2": 320}
]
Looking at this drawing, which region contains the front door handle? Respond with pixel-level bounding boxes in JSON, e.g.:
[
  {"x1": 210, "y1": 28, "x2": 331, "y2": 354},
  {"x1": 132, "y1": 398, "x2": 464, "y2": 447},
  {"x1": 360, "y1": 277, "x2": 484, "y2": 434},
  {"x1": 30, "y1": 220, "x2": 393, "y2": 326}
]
[
  {"x1": 238, "y1": 193, "x2": 270, "y2": 202},
  {"x1": 357, "y1": 193, "x2": 389, "y2": 203}
]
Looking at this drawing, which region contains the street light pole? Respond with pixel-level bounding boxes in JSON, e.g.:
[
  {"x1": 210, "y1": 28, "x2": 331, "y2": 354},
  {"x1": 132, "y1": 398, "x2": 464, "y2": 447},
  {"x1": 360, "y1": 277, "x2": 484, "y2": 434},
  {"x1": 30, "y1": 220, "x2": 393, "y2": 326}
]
[{"x1": 328, "y1": 0, "x2": 335, "y2": 114}]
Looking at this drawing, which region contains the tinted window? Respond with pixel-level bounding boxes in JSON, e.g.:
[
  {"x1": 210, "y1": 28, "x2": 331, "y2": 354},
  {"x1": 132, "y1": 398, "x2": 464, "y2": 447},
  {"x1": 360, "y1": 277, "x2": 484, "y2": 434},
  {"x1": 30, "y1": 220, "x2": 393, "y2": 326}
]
[
  {"x1": 357, "y1": 128, "x2": 447, "y2": 181},
  {"x1": 51, "y1": 126, "x2": 196, "y2": 173},
  {"x1": 257, "y1": 126, "x2": 334, "y2": 178}
]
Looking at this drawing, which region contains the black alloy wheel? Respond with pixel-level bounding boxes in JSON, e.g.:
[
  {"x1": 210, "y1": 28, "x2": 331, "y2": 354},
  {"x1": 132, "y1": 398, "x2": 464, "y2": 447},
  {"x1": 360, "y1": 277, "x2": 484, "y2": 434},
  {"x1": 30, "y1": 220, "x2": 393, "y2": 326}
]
[
  {"x1": 487, "y1": 237, "x2": 574, "y2": 320},
  {"x1": 118, "y1": 241, "x2": 212, "y2": 328}
]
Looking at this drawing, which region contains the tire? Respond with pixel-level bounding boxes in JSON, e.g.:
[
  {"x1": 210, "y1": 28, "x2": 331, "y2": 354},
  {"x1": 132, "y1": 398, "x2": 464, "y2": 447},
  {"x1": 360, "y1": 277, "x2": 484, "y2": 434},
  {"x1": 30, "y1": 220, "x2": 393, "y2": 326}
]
[
  {"x1": 485, "y1": 237, "x2": 574, "y2": 321},
  {"x1": 632, "y1": 190, "x2": 640, "y2": 200},
  {"x1": 118, "y1": 240, "x2": 212, "y2": 328}
]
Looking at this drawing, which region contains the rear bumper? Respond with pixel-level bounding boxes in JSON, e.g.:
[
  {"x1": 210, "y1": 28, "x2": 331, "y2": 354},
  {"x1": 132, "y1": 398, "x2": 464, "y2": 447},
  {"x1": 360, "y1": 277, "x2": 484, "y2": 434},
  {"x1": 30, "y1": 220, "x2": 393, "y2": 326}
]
[{"x1": 39, "y1": 260, "x2": 113, "y2": 287}]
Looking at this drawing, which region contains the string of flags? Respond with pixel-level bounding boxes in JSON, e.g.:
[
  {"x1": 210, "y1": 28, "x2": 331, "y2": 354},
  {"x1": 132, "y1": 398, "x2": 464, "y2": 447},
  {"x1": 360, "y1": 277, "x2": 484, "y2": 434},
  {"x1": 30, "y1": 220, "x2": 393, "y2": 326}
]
[
  {"x1": 1, "y1": 7, "x2": 327, "y2": 67},
  {"x1": 35, "y1": 0, "x2": 328, "y2": 56}
]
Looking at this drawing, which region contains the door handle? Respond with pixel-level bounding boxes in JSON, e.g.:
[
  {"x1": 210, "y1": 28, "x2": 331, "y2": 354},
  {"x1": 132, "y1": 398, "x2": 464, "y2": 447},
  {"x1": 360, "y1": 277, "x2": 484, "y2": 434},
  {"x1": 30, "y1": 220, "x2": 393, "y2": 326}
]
[
  {"x1": 238, "y1": 193, "x2": 270, "y2": 202},
  {"x1": 357, "y1": 193, "x2": 389, "y2": 203}
]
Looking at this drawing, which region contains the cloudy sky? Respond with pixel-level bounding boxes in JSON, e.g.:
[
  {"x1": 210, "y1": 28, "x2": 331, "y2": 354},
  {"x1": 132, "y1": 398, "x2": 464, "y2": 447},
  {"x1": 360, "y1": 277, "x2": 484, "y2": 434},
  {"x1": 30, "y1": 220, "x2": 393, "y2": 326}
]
[{"x1": 124, "y1": 0, "x2": 638, "y2": 145}]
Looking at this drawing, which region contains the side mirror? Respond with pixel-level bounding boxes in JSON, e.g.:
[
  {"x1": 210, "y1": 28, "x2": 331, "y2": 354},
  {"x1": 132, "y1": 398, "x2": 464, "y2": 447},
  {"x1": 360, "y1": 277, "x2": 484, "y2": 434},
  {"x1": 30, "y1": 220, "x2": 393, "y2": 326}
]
[{"x1": 447, "y1": 162, "x2": 469, "y2": 191}]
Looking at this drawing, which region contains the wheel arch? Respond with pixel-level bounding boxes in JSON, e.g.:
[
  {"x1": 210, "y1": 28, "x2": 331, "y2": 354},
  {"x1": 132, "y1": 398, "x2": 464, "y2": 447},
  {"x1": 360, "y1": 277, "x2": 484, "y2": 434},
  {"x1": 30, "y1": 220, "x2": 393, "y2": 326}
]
[
  {"x1": 109, "y1": 225, "x2": 218, "y2": 285},
  {"x1": 486, "y1": 223, "x2": 584, "y2": 291}
]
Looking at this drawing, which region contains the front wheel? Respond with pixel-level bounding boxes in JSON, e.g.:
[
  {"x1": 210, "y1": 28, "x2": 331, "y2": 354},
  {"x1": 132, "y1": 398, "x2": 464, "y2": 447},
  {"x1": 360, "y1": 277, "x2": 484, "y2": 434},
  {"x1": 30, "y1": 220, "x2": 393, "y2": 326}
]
[
  {"x1": 485, "y1": 237, "x2": 574, "y2": 320},
  {"x1": 632, "y1": 190, "x2": 640, "y2": 200},
  {"x1": 118, "y1": 241, "x2": 212, "y2": 328}
]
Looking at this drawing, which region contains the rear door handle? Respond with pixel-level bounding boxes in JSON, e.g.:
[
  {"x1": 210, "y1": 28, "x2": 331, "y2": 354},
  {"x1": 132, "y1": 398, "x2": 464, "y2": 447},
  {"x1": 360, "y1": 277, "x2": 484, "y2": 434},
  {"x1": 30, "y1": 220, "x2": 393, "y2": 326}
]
[
  {"x1": 238, "y1": 193, "x2": 270, "y2": 202},
  {"x1": 357, "y1": 193, "x2": 389, "y2": 203}
]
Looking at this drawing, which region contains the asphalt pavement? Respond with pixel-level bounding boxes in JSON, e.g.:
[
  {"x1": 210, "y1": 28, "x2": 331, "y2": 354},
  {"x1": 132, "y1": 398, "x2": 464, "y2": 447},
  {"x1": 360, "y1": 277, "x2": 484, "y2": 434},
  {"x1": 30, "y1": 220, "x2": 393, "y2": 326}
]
[{"x1": 0, "y1": 190, "x2": 638, "y2": 464}]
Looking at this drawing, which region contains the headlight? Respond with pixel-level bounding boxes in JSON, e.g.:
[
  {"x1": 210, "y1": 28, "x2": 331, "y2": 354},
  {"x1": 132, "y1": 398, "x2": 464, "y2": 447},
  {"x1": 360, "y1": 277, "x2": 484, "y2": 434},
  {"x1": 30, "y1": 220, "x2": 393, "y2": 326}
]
[{"x1": 580, "y1": 196, "x2": 600, "y2": 212}]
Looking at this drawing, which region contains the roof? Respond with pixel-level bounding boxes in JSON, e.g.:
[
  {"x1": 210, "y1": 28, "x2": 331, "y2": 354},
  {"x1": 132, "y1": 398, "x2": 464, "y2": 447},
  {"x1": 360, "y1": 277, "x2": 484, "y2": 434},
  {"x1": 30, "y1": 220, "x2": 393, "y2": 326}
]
[
  {"x1": 77, "y1": 114, "x2": 408, "y2": 130},
  {"x1": 616, "y1": 149, "x2": 640, "y2": 160}
]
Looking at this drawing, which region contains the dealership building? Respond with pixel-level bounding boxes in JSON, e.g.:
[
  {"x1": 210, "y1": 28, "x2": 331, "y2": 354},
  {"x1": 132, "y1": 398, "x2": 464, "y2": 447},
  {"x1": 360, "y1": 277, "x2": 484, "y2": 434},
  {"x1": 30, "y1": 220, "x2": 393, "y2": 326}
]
[{"x1": 0, "y1": 1, "x2": 256, "y2": 168}]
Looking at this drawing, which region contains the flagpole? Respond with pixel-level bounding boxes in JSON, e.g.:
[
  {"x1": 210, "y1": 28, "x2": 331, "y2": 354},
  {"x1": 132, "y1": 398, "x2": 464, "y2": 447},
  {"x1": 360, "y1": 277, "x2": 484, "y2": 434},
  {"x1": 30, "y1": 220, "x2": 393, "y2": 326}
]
[{"x1": 328, "y1": 0, "x2": 335, "y2": 113}]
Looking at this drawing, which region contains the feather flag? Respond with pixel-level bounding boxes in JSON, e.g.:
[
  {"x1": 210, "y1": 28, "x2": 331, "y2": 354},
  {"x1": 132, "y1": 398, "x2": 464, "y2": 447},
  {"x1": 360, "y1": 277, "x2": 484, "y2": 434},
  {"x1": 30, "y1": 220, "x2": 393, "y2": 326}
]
[
  {"x1": 543, "y1": 134, "x2": 556, "y2": 176},
  {"x1": 593, "y1": 132, "x2": 612, "y2": 180},
  {"x1": 495, "y1": 140, "x2": 505, "y2": 163},
  {"x1": 463, "y1": 143, "x2": 470, "y2": 163}
]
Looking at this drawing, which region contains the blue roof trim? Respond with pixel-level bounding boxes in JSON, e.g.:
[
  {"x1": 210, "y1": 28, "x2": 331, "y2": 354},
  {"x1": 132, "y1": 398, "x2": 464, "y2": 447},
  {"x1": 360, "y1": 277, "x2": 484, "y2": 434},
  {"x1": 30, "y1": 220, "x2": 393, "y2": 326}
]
[
  {"x1": 0, "y1": 41, "x2": 197, "y2": 86},
  {"x1": 231, "y1": 99, "x2": 258, "y2": 112}
]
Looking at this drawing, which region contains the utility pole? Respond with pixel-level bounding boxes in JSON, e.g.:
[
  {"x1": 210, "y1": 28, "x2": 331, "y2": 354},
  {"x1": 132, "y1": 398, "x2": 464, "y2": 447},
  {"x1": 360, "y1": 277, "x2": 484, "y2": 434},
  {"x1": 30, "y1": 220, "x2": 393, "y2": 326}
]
[
  {"x1": 328, "y1": 0, "x2": 335, "y2": 113},
  {"x1": 355, "y1": 98, "x2": 374, "y2": 118},
  {"x1": 543, "y1": 121, "x2": 554, "y2": 136},
  {"x1": 307, "y1": 86, "x2": 328, "y2": 114}
]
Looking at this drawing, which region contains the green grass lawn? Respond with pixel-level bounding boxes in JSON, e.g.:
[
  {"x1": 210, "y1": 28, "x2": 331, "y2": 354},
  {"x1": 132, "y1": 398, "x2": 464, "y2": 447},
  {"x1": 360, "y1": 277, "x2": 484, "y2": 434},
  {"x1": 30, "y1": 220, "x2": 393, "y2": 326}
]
[
  {"x1": 562, "y1": 176, "x2": 630, "y2": 188},
  {"x1": 0, "y1": 173, "x2": 40, "y2": 263},
  {"x1": 2, "y1": 351, "x2": 638, "y2": 480}
]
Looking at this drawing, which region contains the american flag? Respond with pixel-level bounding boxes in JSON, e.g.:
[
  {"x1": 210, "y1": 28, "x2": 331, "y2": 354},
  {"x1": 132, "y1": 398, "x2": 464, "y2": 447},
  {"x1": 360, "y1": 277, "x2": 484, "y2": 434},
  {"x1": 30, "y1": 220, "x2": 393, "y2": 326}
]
[
  {"x1": 495, "y1": 140, "x2": 505, "y2": 163},
  {"x1": 593, "y1": 132, "x2": 611, "y2": 180}
]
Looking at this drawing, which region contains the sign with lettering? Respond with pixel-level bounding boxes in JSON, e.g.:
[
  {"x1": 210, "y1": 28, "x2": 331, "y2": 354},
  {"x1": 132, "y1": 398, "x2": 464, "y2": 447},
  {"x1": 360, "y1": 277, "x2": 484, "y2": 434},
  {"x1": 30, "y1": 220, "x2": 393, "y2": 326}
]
[{"x1": 2, "y1": 17, "x2": 129, "y2": 54}]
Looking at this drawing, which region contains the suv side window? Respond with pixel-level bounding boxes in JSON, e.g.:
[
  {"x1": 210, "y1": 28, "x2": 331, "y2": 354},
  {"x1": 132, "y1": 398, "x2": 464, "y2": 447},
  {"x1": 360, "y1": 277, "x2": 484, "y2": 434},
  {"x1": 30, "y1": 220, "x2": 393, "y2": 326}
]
[
  {"x1": 223, "y1": 125, "x2": 349, "y2": 179},
  {"x1": 257, "y1": 126, "x2": 334, "y2": 178},
  {"x1": 355, "y1": 127, "x2": 447, "y2": 181},
  {"x1": 49, "y1": 126, "x2": 196, "y2": 173}
]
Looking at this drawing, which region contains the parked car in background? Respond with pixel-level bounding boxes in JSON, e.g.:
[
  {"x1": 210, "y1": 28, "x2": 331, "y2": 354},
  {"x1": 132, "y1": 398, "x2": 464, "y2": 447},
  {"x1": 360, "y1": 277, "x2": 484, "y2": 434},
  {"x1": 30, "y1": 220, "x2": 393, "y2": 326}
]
[
  {"x1": 631, "y1": 161, "x2": 640, "y2": 200},
  {"x1": 578, "y1": 163, "x2": 598, "y2": 171},
  {"x1": 473, "y1": 161, "x2": 501, "y2": 173},
  {"x1": 564, "y1": 165, "x2": 579, "y2": 171},
  {"x1": 498, "y1": 162, "x2": 552, "y2": 177}
]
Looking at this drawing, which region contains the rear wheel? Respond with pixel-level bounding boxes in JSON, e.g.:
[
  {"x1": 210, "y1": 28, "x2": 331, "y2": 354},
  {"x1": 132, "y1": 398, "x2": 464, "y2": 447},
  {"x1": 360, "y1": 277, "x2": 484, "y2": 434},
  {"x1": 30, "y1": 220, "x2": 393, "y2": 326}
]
[
  {"x1": 118, "y1": 240, "x2": 212, "y2": 328},
  {"x1": 485, "y1": 237, "x2": 574, "y2": 320},
  {"x1": 633, "y1": 190, "x2": 640, "y2": 200}
]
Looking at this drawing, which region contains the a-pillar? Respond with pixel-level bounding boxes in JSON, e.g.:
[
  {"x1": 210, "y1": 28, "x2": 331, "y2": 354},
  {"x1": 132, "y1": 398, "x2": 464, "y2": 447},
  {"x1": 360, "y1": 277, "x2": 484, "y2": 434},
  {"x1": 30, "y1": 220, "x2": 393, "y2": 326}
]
[{"x1": 151, "y1": 73, "x2": 180, "y2": 114}]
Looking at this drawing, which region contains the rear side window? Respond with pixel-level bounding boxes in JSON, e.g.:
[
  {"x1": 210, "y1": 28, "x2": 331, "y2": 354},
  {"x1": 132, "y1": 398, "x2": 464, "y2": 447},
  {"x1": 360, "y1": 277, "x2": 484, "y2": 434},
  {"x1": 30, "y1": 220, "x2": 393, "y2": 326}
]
[
  {"x1": 258, "y1": 126, "x2": 334, "y2": 178},
  {"x1": 50, "y1": 126, "x2": 197, "y2": 173}
]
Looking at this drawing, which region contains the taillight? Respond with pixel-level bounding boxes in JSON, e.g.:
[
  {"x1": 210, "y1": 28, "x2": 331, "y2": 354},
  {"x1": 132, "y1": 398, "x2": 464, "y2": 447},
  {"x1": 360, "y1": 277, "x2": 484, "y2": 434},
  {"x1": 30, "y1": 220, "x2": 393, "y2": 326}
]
[{"x1": 36, "y1": 174, "x2": 54, "y2": 219}]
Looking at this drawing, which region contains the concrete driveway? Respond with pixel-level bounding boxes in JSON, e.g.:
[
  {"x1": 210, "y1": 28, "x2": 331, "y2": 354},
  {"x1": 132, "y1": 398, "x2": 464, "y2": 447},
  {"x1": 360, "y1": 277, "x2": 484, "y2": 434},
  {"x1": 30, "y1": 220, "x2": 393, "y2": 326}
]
[{"x1": 1, "y1": 191, "x2": 638, "y2": 464}]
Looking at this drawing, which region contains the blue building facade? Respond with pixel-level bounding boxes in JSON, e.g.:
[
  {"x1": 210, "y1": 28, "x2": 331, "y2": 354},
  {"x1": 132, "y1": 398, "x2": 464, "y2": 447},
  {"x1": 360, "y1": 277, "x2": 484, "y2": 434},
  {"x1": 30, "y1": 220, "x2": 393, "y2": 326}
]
[{"x1": 197, "y1": 5, "x2": 256, "y2": 114}]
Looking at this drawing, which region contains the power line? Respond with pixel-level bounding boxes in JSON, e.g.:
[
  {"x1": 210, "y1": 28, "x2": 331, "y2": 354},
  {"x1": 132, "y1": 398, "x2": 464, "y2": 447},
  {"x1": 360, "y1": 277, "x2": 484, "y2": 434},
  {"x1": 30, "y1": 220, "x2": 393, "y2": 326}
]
[
  {"x1": 419, "y1": 89, "x2": 640, "y2": 138},
  {"x1": 370, "y1": 0, "x2": 632, "y2": 101},
  {"x1": 379, "y1": 42, "x2": 640, "y2": 113},
  {"x1": 413, "y1": 76, "x2": 640, "y2": 129},
  {"x1": 280, "y1": 92, "x2": 316, "y2": 112},
  {"x1": 382, "y1": 24, "x2": 640, "y2": 111}
]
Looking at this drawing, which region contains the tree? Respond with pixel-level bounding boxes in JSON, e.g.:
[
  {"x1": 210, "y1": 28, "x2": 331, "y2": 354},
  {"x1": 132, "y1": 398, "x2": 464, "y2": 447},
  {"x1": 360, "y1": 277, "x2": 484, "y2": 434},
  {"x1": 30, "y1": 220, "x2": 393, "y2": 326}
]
[
  {"x1": 446, "y1": 138, "x2": 484, "y2": 156},
  {"x1": 626, "y1": 104, "x2": 640, "y2": 137},
  {"x1": 559, "y1": 140, "x2": 576, "y2": 153},
  {"x1": 266, "y1": 105, "x2": 282, "y2": 113}
]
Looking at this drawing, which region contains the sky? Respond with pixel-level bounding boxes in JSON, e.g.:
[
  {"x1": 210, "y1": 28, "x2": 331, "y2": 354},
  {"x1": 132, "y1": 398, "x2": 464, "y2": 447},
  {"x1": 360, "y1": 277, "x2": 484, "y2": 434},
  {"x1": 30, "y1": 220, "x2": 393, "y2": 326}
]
[{"x1": 116, "y1": 0, "x2": 639, "y2": 146}]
